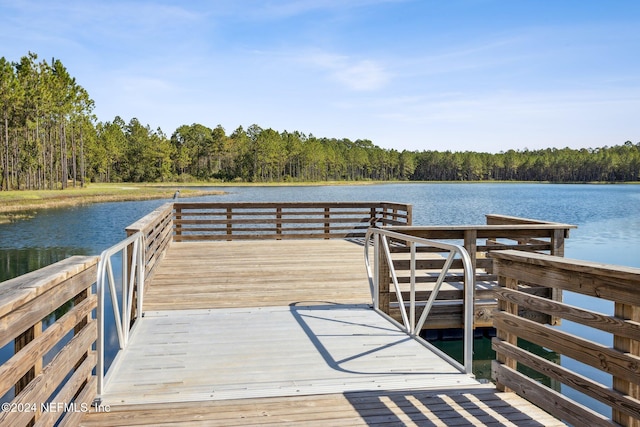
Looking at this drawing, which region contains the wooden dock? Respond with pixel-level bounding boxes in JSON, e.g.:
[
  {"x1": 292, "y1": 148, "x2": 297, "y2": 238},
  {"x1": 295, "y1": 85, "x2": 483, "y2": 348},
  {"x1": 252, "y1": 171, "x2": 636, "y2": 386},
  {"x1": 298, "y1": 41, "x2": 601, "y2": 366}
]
[
  {"x1": 80, "y1": 238, "x2": 563, "y2": 426},
  {"x1": 142, "y1": 239, "x2": 371, "y2": 310},
  {"x1": 7, "y1": 201, "x2": 640, "y2": 426}
]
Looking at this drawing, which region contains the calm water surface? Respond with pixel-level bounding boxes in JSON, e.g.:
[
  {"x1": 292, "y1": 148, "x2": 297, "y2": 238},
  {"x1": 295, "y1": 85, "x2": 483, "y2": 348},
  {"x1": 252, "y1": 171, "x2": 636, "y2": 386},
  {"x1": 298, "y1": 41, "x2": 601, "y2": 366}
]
[
  {"x1": 1, "y1": 183, "x2": 638, "y2": 414},
  {"x1": 2, "y1": 183, "x2": 638, "y2": 268}
]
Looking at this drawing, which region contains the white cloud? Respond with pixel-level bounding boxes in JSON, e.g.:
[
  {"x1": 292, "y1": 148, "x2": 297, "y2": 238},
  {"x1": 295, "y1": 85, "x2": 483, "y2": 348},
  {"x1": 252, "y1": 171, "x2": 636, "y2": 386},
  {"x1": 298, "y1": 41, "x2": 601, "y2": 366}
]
[
  {"x1": 333, "y1": 60, "x2": 389, "y2": 91},
  {"x1": 302, "y1": 52, "x2": 390, "y2": 91}
]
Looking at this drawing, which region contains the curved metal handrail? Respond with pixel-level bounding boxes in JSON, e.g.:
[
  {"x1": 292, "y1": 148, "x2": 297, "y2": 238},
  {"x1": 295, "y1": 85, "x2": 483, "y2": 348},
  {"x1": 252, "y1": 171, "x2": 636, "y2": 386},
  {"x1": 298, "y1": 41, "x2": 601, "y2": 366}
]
[
  {"x1": 364, "y1": 227, "x2": 474, "y2": 374},
  {"x1": 96, "y1": 231, "x2": 145, "y2": 400}
]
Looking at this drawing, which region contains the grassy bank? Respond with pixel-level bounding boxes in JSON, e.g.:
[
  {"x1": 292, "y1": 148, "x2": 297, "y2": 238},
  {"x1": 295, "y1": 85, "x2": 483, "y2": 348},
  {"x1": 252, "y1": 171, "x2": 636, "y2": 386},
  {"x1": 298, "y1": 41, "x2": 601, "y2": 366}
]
[{"x1": 0, "y1": 183, "x2": 225, "y2": 224}]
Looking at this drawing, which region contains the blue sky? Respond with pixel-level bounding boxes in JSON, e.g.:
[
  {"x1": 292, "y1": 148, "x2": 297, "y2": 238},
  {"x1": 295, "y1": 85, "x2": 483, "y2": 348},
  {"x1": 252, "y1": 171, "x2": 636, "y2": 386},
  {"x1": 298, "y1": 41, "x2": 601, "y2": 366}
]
[{"x1": 1, "y1": 0, "x2": 638, "y2": 152}]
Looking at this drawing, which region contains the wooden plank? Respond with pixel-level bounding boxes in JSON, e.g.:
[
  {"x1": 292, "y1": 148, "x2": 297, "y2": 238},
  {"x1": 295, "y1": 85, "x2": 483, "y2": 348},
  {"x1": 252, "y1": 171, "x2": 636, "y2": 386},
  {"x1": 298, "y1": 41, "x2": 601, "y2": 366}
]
[
  {"x1": 125, "y1": 202, "x2": 173, "y2": 234},
  {"x1": 173, "y1": 201, "x2": 410, "y2": 210},
  {"x1": 56, "y1": 377, "x2": 97, "y2": 427},
  {"x1": 0, "y1": 295, "x2": 96, "y2": 397},
  {"x1": 0, "y1": 324, "x2": 96, "y2": 427},
  {"x1": 174, "y1": 232, "x2": 368, "y2": 241},
  {"x1": 0, "y1": 265, "x2": 97, "y2": 348},
  {"x1": 493, "y1": 338, "x2": 640, "y2": 421},
  {"x1": 35, "y1": 355, "x2": 96, "y2": 427},
  {"x1": 493, "y1": 250, "x2": 640, "y2": 307},
  {"x1": 143, "y1": 240, "x2": 372, "y2": 310},
  {"x1": 494, "y1": 287, "x2": 640, "y2": 340},
  {"x1": 81, "y1": 386, "x2": 565, "y2": 426},
  {"x1": 613, "y1": 301, "x2": 640, "y2": 427},
  {"x1": 0, "y1": 256, "x2": 98, "y2": 319},
  {"x1": 388, "y1": 224, "x2": 575, "y2": 237},
  {"x1": 389, "y1": 302, "x2": 498, "y2": 329},
  {"x1": 492, "y1": 361, "x2": 616, "y2": 426},
  {"x1": 494, "y1": 311, "x2": 640, "y2": 386},
  {"x1": 177, "y1": 209, "x2": 375, "y2": 217},
  {"x1": 485, "y1": 213, "x2": 573, "y2": 226},
  {"x1": 175, "y1": 216, "x2": 373, "y2": 225}
]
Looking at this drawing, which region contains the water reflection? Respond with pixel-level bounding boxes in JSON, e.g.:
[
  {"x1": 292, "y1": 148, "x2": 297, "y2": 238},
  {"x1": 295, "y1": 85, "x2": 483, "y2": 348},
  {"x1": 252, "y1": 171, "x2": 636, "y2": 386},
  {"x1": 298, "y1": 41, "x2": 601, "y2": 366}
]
[{"x1": 0, "y1": 247, "x2": 90, "y2": 282}]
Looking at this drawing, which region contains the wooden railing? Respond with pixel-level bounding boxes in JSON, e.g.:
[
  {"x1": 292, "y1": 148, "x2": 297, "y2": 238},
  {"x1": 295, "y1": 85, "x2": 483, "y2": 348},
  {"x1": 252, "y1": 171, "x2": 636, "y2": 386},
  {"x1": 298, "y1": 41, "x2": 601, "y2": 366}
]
[
  {"x1": 126, "y1": 202, "x2": 173, "y2": 279},
  {"x1": 378, "y1": 214, "x2": 576, "y2": 329},
  {"x1": 0, "y1": 256, "x2": 99, "y2": 427},
  {"x1": 492, "y1": 250, "x2": 640, "y2": 427},
  {"x1": 123, "y1": 202, "x2": 412, "y2": 283},
  {"x1": 172, "y1": 202, "x2": 412, "y2": 241}
]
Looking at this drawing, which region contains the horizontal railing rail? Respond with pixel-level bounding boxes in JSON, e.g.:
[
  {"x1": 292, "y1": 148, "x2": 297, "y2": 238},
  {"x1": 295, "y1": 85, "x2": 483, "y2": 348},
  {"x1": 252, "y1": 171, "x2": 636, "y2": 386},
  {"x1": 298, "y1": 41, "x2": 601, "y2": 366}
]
[
  {"x1": 365, "y1": 227, "x2": 474, "y2": 375},
  {"x1": 96, "y1": 231, "x2": 145, "y2": 402},
  {"x1": 382, "y1": 215, "x2": 576, "y2": 329},
  {"x1": 0, "y1": 256, "x2": 99, "y2": 427},
  {"x1": 173, "y1": 202, "x2": 412, "y2": 241},
  {"x1": 126, "y1": 202, "x2": 173, "y2": 280},
  {"x1": 124, "y1": 202, "x2": 412, "y2": 281},
  {"x1": 491, "y1": 250, "x2": 640, "y2": 426}
]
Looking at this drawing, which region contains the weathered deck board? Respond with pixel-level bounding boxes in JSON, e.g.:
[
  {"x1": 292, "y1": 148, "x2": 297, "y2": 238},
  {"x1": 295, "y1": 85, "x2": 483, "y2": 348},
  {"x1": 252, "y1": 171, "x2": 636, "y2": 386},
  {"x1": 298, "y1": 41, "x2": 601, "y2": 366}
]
[
  {"x1": 143, "y1": 239, "x2": 372, "y2": 310},
  {"x1": 82, "y1": 386, "x2": 565, "y2": 426}
]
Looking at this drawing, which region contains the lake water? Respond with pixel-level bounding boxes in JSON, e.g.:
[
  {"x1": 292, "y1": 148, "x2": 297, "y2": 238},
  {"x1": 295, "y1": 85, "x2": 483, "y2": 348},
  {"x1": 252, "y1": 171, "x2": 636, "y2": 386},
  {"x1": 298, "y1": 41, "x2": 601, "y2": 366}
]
[{"x1": 1, "y1": 183, "x2": 639, "y2": 415}]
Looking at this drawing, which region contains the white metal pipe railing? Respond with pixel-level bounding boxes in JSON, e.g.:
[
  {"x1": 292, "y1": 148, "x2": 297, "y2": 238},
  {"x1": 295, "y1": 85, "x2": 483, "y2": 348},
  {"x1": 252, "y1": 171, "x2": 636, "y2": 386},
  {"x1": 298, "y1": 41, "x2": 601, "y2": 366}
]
[
  {"x1": 364, "y1": 227, "x2": 475, "y2": 375},
  {"x1": 96, "y1": 231, "x2": 145, "y2": 401}
]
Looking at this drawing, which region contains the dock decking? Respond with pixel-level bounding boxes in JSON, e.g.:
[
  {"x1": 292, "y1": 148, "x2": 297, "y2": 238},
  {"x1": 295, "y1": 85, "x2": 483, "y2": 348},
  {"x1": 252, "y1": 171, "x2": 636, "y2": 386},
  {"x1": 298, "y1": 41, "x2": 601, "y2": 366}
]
[
  {"x1": 8, "y1": 202, "x2": 606, "y2": 426},
  {"x1": 143, "y1": 239, "x2": 371, "y2": 310},
  {"x1": 80, "y1": 238, "x2": 565, "y2": 426}
]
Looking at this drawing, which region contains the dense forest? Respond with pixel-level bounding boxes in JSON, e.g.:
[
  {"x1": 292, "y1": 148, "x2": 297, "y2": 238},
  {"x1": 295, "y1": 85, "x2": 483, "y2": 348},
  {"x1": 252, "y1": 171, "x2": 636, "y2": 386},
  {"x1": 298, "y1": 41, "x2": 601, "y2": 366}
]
[{"x1": 1, "y1": 53, "x2": 639, "y2": 190}]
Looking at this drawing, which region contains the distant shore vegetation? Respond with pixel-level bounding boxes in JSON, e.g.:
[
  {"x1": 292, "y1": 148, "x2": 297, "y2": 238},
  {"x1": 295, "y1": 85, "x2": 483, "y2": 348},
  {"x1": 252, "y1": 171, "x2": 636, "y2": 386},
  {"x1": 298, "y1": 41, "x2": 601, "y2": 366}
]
[{"x1": 1, "y1": 53, "x2": 639, "y2": 191}]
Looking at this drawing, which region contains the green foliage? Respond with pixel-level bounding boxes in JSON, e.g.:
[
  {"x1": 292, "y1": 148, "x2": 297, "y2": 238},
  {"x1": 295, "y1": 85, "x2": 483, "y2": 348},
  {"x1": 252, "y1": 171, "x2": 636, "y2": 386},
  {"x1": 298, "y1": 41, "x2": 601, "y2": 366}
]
[
  {"x1": 0, "y1": 52, "x2": 95, "y2": 190},
  {"x1": 411, "y1": 144, "x2": 640, "y2": 182},
  {"x1": 1, "y1": 52, "x2": 639, "y2": 189}
]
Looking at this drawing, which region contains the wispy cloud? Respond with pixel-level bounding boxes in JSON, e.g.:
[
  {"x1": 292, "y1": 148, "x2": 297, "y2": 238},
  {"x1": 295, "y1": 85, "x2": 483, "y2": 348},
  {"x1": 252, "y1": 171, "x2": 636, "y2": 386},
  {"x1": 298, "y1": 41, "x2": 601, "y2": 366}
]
[
  {"x1": 234, "y1": 0, "x2": 408, "y2": 20},
  {"x1": 302, "y1": 52, "x2": 390, "y2": 91}
]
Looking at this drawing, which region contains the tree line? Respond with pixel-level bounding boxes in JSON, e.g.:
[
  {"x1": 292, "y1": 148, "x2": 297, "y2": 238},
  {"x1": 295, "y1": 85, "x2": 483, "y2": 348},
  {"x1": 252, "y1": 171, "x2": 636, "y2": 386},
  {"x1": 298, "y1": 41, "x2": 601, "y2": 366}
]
[
  {"x1": 1, "y1": 53, "x2": 639, "y2": 190},
  {"x1": 411, "y1": 143, "x2": 640, "y2": 182}
]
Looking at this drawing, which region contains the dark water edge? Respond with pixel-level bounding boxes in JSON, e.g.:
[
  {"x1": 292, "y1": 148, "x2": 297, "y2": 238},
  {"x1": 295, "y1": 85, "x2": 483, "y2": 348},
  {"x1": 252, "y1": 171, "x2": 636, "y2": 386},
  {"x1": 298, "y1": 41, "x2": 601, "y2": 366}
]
[{"x1": 0, "y1": 247, "x2": 90, "y2": 281}]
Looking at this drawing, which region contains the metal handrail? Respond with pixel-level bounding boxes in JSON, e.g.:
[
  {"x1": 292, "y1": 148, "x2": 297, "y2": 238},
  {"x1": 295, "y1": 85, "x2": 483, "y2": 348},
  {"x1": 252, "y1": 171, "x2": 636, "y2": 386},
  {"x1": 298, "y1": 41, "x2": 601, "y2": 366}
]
[
  {"x1": 364, "y1": 227, "x2": 475, "y2": 375},
  {"x1": 95, "y1": 231, "x2": 145, "y2": 401}
]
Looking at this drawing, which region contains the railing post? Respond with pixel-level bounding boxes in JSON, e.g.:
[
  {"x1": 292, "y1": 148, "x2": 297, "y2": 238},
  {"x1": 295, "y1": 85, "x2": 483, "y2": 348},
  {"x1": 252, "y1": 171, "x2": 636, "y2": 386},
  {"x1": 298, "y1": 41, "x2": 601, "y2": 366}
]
[
  {"x1": 276, "y1": 207, "x2": 282, "y2": 240},
  {"x1": 613, "y1": 302, "x2": 640, "y2": 427},
  {"x1": 463, "y1": 229, "x2": 477, "y2": 326},
  {"x1": 226, "y1": 207, "x2": 233, "y2": 241},
  {"x1": 494, "y1": 273, "x2": 518, "y2": 392},
  {"x1": 174, "y1": 204, "x2": 182, "y2": 238},
  {"x1": 551, "y1": 228, "x2": 566, "y2": 256},
  {"x1": 324, "y1": 207, "x2": 330, "y2": 239},
  {"x1": 14, "y1": 323, "x2": 42, "y2": 424},
  {"x1": 71, "y1": 287, "x2": 92, "y2": 422},
  {"x1": 549, "y1": 229, "x2": 566, "y2": 326}
]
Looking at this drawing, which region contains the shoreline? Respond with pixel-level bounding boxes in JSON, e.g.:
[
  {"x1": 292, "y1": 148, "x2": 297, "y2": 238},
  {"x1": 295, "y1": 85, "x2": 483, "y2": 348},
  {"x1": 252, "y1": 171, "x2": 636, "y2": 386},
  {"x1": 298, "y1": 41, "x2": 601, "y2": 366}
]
[
  {"x1": 2, "y1": 180, "x2": 637, "y2": 224},
  {"x1": 0, "y1": 184, "x2": 225, "y2": 224}
]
